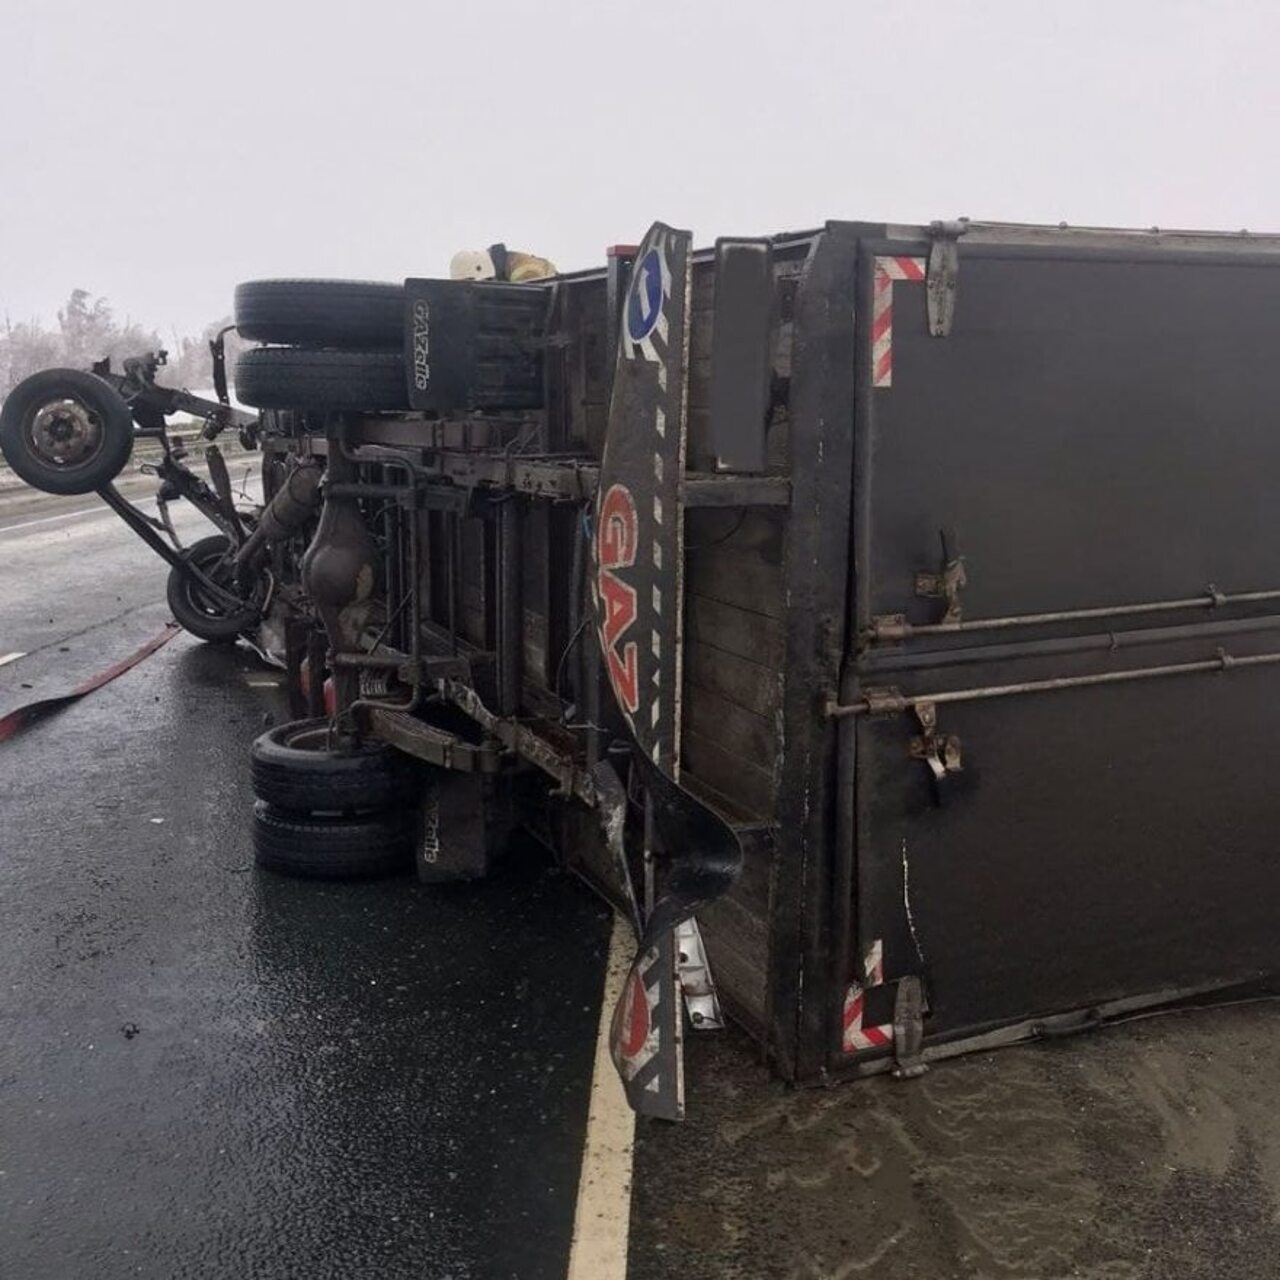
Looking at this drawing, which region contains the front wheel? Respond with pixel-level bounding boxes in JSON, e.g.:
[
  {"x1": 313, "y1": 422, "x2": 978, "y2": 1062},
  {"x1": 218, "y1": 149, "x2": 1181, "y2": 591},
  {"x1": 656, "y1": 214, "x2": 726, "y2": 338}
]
[
  {"x1": 0, "y1": 368, "x2": 135, "y2": 495},
  {"x1": 166, "y1": 534, "x2": 264, "y2": 642}
]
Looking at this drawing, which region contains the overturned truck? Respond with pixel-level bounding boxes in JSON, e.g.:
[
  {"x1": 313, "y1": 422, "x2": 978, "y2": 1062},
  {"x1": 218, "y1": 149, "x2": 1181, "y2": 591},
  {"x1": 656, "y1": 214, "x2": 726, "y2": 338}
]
[{"x1": 7, "y1": 218, "x2": 1280, "y2": 1117}]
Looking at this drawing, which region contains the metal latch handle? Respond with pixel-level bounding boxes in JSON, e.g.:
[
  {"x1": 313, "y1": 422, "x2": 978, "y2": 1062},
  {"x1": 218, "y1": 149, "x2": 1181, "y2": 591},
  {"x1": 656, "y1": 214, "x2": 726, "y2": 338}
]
[{"x1": 915, "y1": 527, "x2": 967, "y2": 626}]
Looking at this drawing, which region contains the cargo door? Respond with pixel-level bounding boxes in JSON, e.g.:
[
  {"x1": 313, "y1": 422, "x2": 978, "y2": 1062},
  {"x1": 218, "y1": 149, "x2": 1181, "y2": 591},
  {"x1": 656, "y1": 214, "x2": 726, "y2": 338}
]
[{"x1": 843, "y1": 232, "x2": 1280, "y2": 1064}]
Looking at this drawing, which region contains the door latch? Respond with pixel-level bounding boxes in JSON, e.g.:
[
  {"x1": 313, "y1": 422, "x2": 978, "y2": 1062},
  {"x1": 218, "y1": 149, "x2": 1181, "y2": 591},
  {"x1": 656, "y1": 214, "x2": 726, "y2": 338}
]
[
  {"x1": 915, "y1": 527, "x2": 967, "y2": 625},
  {"x1": 908, "y1": 700, "x2": 962, "y2": 800}
]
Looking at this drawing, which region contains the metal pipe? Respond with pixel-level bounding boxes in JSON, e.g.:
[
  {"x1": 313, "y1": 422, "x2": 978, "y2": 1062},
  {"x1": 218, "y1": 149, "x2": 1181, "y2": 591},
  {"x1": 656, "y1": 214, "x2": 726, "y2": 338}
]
[
  {"x1": 345, "y1": 475, "x2": 423, "y2": 722},
  {"x1": 447, "y1": 512, "x2": 459, "y2": 654},
  {"x1": 831, "y1": 659, "x2": 860, "y2": 1059},
  {"x1": 827, "y1": 647, "x2": 1280, "y2": 718},
  {"x1": 565, "y1": 505, "x2": 585, "y2": 703},
  {"x1": 496, "y1": 498, "x2": 523, "y2": 716},
  {"x1": 863, "y1": 612, "x2": 1280, "y2": 675},
  {"x1": 98, "y1": 482, "x2": 245, "y2": 609},
  {"x1": 233, "y1": 460, "x2": 323, "y2": 573},
  {"x1": 327, "y1": 482, "x2": 408, "y2": 500},
  {"x1": 332, "y1": 652, "x2": 405, "y2": 669},
  {"x1": 867, "y1": 586, "x2": 1280, "y2": 642}
]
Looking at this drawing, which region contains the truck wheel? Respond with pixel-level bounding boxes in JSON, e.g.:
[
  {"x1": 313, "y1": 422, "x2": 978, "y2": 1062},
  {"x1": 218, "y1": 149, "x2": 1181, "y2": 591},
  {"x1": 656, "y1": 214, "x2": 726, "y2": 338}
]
[
  {"x1": 234, "y1": 279, "x2": 404, "y2": 349},
  {"x1": 0, "y1": 368, "x2": 134, "y2": 495},
  {"x1": 234, "y1": 348, "x2": 409, "y2": 411},
  {"x1": 166, "y1": 534, "x2": 264, "y2": 642},
  {"x1": 251, "y1": 718, "x2": 406, "y2": 813},
  {"x1": 252, "y1": 802, "x2": 412, "y2": 880}
]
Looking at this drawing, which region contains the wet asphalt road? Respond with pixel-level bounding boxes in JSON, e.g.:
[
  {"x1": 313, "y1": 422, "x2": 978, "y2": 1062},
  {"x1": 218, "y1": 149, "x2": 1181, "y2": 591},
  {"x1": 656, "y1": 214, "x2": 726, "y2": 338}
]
[
  {"x1": 11, "y1": 488, "x2": 1280, "y2": 1279},
  {"x1": 0, "y1": 495, "x2": 613, "y2": 1280}
]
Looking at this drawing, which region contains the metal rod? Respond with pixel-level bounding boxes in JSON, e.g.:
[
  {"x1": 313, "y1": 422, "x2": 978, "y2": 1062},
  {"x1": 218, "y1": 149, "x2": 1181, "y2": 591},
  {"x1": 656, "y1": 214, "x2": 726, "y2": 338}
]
[
  {"x1": 305, "y1": 628, "x2": 328, "y2": 718},
  {"x1": 335, "y1": 434, "x2": 424, "y2": 724},
  {"x1": 863, "y1": 612, "x2": 1280, "y2": 675},
  {"x1": 869, "y1": 586, "x2": 1280, "y2": 641},
  {"x1": 327, "y1": 482, "x2": 408, "y2": 499},
  {"x1": 827, "y1": 648, "x2": 1280, "y2": 718},
  {"x1": 447, "y1": 512, "x2": 458, "y2": 655},
  {"x1": 497, "y1": 498, "x2": 522, "y2": 716},
  {"x1": 97, "y1": 483, "x2": 244, "y2": 609},
  {"x1": 332, "y1": 652, "x2": 405, "y2": 669}
]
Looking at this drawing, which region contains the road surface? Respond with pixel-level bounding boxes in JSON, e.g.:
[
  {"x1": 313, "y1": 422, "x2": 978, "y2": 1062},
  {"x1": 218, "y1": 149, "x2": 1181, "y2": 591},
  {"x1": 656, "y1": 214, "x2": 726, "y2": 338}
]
[{"x1": 4, "y1": 482, "x2": 1280, "y2": 1280}]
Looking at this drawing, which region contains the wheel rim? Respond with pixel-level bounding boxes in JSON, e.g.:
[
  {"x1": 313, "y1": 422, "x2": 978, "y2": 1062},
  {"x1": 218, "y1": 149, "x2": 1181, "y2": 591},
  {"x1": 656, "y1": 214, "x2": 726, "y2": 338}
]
[
  {"x1": 27, "y1": 398, "x2": 104, "y2": 470},
  {"x1": 281, "y1": 724, "x2": 336, "y2": 753},
  {"x1": 279, "y1": 723, "x2": 372, "y2": 756},
  {"x1": 184, "y1": 546, "x2": 259, "y2": 621}
]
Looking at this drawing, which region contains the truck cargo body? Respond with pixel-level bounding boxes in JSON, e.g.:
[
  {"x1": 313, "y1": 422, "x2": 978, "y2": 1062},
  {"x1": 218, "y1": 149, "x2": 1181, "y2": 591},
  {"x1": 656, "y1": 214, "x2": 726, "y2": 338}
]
[{"x1": 271, "y1": 218, "x2": 1280, "y2": 1099}]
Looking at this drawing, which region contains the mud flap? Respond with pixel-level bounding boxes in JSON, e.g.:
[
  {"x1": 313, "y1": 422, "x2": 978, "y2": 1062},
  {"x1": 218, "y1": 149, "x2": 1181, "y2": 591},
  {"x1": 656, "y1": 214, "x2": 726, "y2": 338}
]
[{"x1": 590, "y1": 222, "x2": 743, "y2": 1119}]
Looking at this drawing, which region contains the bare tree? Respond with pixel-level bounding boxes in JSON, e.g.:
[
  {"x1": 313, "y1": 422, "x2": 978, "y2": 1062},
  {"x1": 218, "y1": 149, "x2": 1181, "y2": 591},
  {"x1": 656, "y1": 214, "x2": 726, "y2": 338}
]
[{"x1": 0, "y1": 291, "x2": 237, "y2": 399}]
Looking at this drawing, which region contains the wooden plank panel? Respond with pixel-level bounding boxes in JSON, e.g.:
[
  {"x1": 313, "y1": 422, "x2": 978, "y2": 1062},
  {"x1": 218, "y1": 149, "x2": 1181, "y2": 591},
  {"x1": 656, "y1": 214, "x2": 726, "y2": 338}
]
[
  {"x1": 688, "y1": 354, "x2": 711, "y2": 410},
  {"x1": 731, "y1": 831, "x2": 775, "y2": 921},
  {"x1": 686, "y1": 508, "x2": 784, "y2": 560},
  {"x1": 690, "y1": 311, "x2": 713, "y2": 362},
  {"x1": 698, "y1": 921, "x2": 768, "y2": 1029},
  {"x1": 687, "y1": 406, "x2": 715, "y2": 472},
  {"x1": 685, "y1": 688, "x2": 777, "y2": 769},
  {"x1": 686, "y1": 555, "x2": 783, "y2": 618},
  {"x1": 686, "y1": 596, "x2": 785, "y2": 667},
  {"x1": 700, "y1": 890, "x2": 769, "y2": 960},
  {"x1": 692, "y1": 265, "x2": 715, "y2": 309},
  {"x1": 686, "y1": 643, "x2": 782, "y2": 719},
  {"x1": 681, "y1": 728, "x2": 776, "y2": 820}
]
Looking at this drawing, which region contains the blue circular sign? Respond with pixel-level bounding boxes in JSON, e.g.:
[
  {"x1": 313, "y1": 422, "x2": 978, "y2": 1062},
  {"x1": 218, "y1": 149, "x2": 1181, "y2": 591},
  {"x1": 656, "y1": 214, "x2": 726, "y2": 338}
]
[{"x1": 626, "y1": 249, "x2": 664, "y2": 343}]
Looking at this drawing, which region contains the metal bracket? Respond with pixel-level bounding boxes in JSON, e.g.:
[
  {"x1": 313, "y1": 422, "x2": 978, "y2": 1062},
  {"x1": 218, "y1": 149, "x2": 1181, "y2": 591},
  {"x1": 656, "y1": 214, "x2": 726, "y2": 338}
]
[
  {"x1": 914, "y1": 527, "x2": 967, "y2": 625},
  {"x1": 674, "y1": 917, "x2": 724, "y2": 1030},
  {"x1": 867, "y1": 613, "x2": 908, "y2": 643},
  {"x1": 860, "y1": 685, "x2": 907, "y2": 716},
  {"x1": 365, "y1": 706, "x2": 504, "y2": 773},
  {"x1": 908, "y1": 701, "x2": 963, "y2": 789},
  {"x1": 926, "y1": 219, "x2": 968, "y2": 337},
  {"x1": 891, "y1": 975, "x2": 928, "y2": 1079}
]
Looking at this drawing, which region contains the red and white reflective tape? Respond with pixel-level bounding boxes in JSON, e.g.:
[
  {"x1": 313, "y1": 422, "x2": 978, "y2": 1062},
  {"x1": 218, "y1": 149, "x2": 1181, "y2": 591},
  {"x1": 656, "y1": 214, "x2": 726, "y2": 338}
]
[
  {"x1": 842, "y1": 937, "x2": 894, "y2": 1053},
  {"x1": 872, "y1": 256, "x2": 925, "y2": 388}
]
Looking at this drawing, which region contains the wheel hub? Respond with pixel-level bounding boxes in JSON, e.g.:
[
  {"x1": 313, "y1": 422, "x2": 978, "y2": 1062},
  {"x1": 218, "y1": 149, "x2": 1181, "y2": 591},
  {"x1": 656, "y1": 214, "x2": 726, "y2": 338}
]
[{"x1": 30, "y1": 399, "x2": 103, "y2": 466}]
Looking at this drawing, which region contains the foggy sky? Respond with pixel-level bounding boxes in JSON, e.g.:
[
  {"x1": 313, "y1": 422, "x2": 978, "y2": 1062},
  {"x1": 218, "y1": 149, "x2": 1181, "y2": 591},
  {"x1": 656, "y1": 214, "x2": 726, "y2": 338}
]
[{"x1": 3, "y1": 0, "x2": 1277, "y2": 336}]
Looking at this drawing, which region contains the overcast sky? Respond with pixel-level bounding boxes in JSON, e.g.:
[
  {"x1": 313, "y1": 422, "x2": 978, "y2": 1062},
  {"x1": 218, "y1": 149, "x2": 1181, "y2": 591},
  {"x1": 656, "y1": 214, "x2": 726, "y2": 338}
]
[{"x1": 3, "y1": 0, "x2": 1277, "y2": 336}]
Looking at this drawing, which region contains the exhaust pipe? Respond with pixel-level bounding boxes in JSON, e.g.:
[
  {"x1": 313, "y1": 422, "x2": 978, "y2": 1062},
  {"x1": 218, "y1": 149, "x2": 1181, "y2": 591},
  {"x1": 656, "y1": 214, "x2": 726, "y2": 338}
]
[{"x1": 234, "y1": 460, "x2": 323, "y2": 575}]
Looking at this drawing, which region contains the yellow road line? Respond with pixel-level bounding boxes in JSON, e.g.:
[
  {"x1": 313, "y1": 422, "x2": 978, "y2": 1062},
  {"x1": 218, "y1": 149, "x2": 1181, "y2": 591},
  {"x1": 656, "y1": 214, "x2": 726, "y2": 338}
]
[{"x1": 566, "y1": 913, "x2": 637, "y2": 1280}]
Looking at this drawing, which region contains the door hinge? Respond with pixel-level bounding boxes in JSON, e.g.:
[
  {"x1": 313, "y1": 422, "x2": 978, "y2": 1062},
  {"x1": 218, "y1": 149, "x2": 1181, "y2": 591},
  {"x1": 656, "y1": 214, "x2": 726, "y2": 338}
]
[
  {"x1": 926, "y1": 218, "x2": 968, "y2": 337},
  {"x1": 892, "y1": 975, "x2": 928, "y2": 1079},
  {"x1": 915, "y1": 527, "x2": 967, "y2": 625}
]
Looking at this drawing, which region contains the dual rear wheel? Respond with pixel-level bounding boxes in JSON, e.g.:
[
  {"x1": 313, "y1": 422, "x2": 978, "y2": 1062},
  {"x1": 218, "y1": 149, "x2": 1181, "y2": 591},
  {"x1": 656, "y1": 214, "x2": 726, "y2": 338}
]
[
  {"x1": 250, "y1": 718, "x2": 414, "y2": 880},
  {"x1": 232, "y1": 279, "x2": 410, "y2": 411}
]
